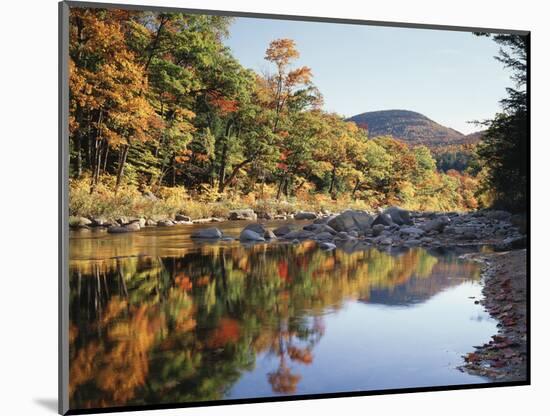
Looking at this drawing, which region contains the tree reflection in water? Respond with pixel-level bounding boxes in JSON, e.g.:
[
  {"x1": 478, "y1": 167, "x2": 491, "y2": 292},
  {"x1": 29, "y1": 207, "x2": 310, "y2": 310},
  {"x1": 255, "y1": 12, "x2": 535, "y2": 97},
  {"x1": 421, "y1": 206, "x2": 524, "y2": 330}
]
[{"x1": 68, "y1": 244, "x2": 479, "y2": 409}]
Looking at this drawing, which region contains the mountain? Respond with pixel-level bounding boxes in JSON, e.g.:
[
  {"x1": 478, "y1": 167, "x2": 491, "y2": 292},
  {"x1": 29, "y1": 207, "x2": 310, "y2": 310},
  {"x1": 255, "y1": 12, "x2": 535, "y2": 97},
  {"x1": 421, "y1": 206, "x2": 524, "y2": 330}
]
[{"x1": 347, "y1": 109, "x2": 482, "y2": 147}]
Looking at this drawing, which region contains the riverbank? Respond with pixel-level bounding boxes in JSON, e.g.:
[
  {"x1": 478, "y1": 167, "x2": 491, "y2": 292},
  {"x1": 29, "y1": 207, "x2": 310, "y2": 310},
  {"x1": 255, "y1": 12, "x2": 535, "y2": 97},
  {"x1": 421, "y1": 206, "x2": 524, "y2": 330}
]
[
  {"x1": 459, "y1": 249, "x2": 528, "y2": 382},
  {"x1": 71, "y1": 206, "x2": 527, "y2": 254}
]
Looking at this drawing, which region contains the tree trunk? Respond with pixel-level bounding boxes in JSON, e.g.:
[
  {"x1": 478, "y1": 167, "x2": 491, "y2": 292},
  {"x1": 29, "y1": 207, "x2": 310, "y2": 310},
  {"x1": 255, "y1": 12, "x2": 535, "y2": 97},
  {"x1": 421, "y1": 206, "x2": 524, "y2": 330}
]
[
  {"x1": 276, "y1": 175, "x2": 285, "y2": 200},
  {"x1": 171, "y1": 153, "x2": 176, "y2": 187},
  {"x1": 218, "y1": 141, "x2": 228, "y2": 192},
  {"x1": 352, "y1": 178, "x2": 361, "y2": 200},
  {"x1": 328, "y1": 165, "x2": 337, "y2": 196},
  {"x1": 115, "y1": 144, "x2": 130, "y2": 193},
  {"x1": 220, "y1": 158, "x2": 252, "y2": 192}
]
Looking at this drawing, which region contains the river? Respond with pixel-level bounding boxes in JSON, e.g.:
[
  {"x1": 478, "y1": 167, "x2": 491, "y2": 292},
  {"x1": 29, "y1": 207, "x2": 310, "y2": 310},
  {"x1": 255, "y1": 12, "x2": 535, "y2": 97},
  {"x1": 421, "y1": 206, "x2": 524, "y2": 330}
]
[{"x1": 68, "y1": 220, "x2": 497, "y2": 409}]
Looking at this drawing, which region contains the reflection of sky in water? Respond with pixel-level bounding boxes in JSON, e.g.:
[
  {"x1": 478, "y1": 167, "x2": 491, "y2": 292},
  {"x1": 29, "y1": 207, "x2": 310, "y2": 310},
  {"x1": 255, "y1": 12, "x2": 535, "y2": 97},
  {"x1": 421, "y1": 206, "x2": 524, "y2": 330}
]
[{"x1": 229, "y1": 281, "x2": 494, "y2": 398}]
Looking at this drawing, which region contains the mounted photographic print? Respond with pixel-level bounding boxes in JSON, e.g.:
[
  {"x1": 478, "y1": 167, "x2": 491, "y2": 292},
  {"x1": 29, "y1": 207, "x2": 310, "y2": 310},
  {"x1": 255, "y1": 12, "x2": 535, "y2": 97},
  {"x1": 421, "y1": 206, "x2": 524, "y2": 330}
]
[{"x1": 59, "y1": 1, "x2": 530, "y2": 414}]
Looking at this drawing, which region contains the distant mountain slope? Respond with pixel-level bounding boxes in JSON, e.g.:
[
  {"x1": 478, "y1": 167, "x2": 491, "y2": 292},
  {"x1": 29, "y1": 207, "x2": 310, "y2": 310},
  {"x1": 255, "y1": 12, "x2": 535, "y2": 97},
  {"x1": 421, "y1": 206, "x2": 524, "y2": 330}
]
[{"x1": 347, "y1": 109, "x2": 482, "y2": 147}]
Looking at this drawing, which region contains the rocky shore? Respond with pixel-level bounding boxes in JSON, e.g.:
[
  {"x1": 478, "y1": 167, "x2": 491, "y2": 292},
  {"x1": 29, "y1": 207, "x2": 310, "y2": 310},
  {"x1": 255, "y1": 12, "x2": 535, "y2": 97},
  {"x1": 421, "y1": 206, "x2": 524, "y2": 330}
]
[
  {"x1": 71, "y1": 206, "x2": 526, "y2": 252},
  {"x1": 459, "y1": 249, "x2": 528, "y2": 382}
]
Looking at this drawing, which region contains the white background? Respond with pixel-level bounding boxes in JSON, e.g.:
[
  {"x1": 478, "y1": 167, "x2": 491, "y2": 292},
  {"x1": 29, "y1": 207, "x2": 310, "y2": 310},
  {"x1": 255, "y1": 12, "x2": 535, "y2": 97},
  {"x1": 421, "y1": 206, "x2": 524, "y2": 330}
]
[{"x1": 1, "y1": 0, "x2": 547, "y2": 415}]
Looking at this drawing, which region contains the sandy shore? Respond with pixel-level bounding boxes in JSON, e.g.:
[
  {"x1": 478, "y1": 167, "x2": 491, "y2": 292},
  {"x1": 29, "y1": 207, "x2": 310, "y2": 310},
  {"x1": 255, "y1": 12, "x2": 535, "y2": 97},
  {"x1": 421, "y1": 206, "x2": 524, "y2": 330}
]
[{"x1": 459, "y1": 249, "x2": 528, "y2": 382}]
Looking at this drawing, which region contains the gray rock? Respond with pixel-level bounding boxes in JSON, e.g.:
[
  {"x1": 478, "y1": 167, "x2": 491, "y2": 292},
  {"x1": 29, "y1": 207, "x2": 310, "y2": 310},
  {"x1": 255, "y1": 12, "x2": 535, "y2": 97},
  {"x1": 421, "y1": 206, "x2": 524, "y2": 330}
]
[
  {"x1": 372, "y1": 213, "x2": 393, "y2": 227},
  {"x1": 303, "y1": 223, "x2": 337, "y2": 234},
  {"x1": 379, "y1": 237, "x2": 393, "y2": 245},
  {"x1": 294, "y1": 211, "x2": 318, "y2": 220},
  {"x1": 328, "y1": 210, "x2": 373, "y2": 232},
  {"x1": 257, "y1": 212, "x2": 274, "y2": 220},
  {"x1": 145, "y1": 219, "x2": 157, "y2": 226},
  {"x1": 273, "y1": 225, "x2": 295, "y2": 237},
  {"x1": 107, "y1": 223, "x2": 140, "y2": 233},
  {"x1": 384, "y1": 207, "x2": 413, "y2": 226},
  {"x1": 319, "y1": 242, "x2": 336, "y2": 250},
  {"x1": 371, "y1": 224, "x2": 386, "y2": 237},
  {"x1": 157, "y1": 220, "x2": 174, "y2": 227},
  {"x1": 175, "y1": 214, "x2": 191, "y2": 222},
  {"x1": 400, "y1": 226, "x2": 425, "y2": 237},
  {"x1": 191, "y1": 227, "x2": 223, "y2": 239},
  {"x1": 314, "y1": 232, "x2": 334, "y2": 241},
  {"x1": 90, "y1": 217, "x2": 110, "y2": 227},
  {"x1": 404, "y1": 239, "x2": 421, "y2": 246},
  {"x1": 292, "y1": 239, "x2": 300, "y2": 244},
  {"x1": 349, "y1": 230, "x2": 359, "y2": 238},
  {"x1": 243, "y1": 223, "x2": 267, "y2": 235},
  {"x1": 421, "y1": 216, "x2": 451, "y2": 233},
  {"x1": 71, "y1": 216, "x2": 93, "y2": 227},
  {"x1": 125, "y1": 222, "x2": 141, "y2": 232},
  {"x1": 228, "y1": 209, "x2": 257, "y2": 221},
  {"x1": 240, "y1": 229, "x2": 265, "y2": 242},
  {"x1": 283, "y1": 230, "x2": 315, "y2": 240}
]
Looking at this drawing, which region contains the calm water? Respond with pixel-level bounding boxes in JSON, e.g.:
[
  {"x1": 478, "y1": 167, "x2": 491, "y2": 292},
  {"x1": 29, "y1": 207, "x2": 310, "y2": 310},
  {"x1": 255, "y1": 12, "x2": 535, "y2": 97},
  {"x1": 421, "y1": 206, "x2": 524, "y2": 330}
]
[{"x1": 69, "y1": 221, "x2": 496, "y2": 410}]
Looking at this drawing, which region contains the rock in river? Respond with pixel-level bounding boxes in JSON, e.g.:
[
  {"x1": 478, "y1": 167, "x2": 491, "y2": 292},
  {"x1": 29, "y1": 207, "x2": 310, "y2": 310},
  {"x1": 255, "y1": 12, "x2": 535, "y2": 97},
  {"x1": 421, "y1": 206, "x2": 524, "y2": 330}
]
[
  {"x1": 421, "y1": 215, "x2": 450, "y2": 233},
  {"x1": 191, "y1": 227, "x2": 223, "y2": 239},
  {"x1": 384, "y1": 206, "x2": 413, "y2": 226},
  {"x1": 240, "y1": 229, "x2": 265, "y2": 242},
  {"x1": 328, "y1": 210, "x2": 373, "y2": 232},
  {"x1": 372, "y1": 213, "x2": 393, "y2": 227},
  {"x1": 294, "y1": 211, "x2": 318, "y2": 220},
  {"x1": 228, "y1": 209, "x2": 257, "y2": 221},
  {"x1": 273, "y1": 225, "x2": 295, "y2": 237}
]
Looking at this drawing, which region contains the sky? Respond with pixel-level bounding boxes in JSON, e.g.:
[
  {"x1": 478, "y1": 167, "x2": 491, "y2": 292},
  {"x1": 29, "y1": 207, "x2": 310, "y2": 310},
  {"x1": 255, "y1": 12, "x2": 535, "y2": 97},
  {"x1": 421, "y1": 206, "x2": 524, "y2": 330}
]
[{"x1": 224, "y1": 17, "x2": 513, "y2": 134}]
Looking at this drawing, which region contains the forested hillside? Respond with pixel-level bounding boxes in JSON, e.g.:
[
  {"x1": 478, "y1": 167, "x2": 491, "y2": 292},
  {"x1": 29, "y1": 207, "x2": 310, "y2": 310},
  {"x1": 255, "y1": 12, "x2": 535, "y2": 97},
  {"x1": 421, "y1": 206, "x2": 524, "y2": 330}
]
[
  {"x1": 347, "y1": 110, "x2": 480, "y2": 147},
  {"x1": 68, "y1": 8, "x2": 503, "y2": 219}
]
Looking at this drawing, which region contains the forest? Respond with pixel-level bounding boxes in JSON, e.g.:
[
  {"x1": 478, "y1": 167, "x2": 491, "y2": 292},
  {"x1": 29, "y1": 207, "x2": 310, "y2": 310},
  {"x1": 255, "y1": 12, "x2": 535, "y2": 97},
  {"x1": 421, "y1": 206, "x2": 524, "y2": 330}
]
[{"x1": 68, "y1": 8, "x2": 527, "y2": 220}]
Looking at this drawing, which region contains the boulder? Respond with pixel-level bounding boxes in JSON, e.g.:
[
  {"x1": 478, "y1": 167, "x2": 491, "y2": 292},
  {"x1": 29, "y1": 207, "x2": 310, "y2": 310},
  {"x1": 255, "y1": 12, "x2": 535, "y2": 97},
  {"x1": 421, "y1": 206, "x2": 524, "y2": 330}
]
[
  {"x1": 282, "y1": 230, "x2": 315, "y2": 240},
  {"x1": 314, "y1": 232, "x2": 334, "y2": 241},
  {"x1": 175, "y1": 214, "x2": 191, "y2": 222},
  {"x1": 191, "y1": 227, "x2": 223, "y2": 239},
  {"x1": 400, "y1": 226, "x2": 425, "y2": 238},
  {"x1": 157, "y1": 220, "x2": 174, "y2": 227},
  {"x1": 243, "y1": 223, "x2": 267, "y2": 235},
  {"x1": 372, "y1": 224, "x2": 385, "y2": 237},
  {"x1": 294, "y1": 211, "x2": 318, "y2": 220},
  {"x1": 378, "y1": 237, "x2": 393, "y2": 245},
  {"x1": 372, "y1": 213, "x2": 393, "y2": 227},
  {"x1": 70, "y1": 216, "x2": 93, "y2": 227},
  {"x1": 327, "y1": 210, "x2": 373, "y2": 232},
  {"x1": 125, "y1": 222, "x2": 141, "y2": 232},
  {"x1": 107, "y1": 226, "x2": 129, "y2": 234},
  {"x1": 273, "y1": 225, "x2": 295, "y2": 237},
  {"x1": 145, "y1": 219, "x2": 157, "y2": 226},
  {"x1": 115, "y1": 217, "x2": 129, "y2": 225},
  {"x1": 404, "y1": 239, "x2": 421, "y2": 246},
  {"x1": 421, "y1": 216, "x2": 450, "y2": 233},
  {"x1": 90, "y1": 217, "x2": 110, "y2": 227},
  {"x1": 228, "y1": 209, "x2": 257, "y2": 221},
  {"x1": 383, "y1": 207, "x2": 413, "y2": 226},
  {"x1": 319, "y1": 242, "x2": 336, "y2": 251},
  {"x1": 239, "y1": 229, "x2": 265, "y2": 242},
  {"x1": 303, "y1": 223, "x2": 337, "y2": 234}
]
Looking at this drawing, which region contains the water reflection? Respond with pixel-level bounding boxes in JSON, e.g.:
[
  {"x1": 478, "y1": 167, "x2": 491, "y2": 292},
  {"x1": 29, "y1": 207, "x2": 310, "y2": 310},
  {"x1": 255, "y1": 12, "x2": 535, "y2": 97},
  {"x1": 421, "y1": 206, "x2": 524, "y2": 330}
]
[{"x1": 68, "y1": 240, "x2": 483, "y2": 409}]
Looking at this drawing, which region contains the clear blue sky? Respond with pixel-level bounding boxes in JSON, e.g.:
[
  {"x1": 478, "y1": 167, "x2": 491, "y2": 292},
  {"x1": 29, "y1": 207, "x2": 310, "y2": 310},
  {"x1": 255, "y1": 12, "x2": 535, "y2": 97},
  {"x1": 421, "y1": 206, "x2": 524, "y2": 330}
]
[{"x1": 224, "y1": 17, "x2": 513, "y2": 134}]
